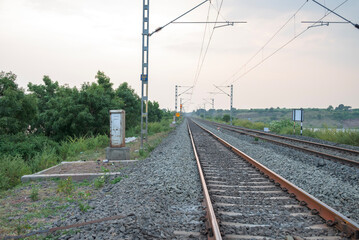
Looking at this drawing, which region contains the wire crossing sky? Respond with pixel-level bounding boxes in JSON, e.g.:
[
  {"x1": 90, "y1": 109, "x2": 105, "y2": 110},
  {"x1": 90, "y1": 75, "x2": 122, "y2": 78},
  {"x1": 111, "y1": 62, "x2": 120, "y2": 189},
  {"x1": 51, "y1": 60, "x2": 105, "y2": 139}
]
[{"x1": 0, "y1": 0, "x2": 358, "y2": 111}]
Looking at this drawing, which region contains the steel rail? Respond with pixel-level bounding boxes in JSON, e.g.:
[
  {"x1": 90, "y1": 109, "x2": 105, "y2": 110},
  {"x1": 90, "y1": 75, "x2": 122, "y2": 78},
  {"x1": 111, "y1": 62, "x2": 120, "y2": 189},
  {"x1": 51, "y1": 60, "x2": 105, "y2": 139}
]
[
  {"x1": 187, "y1": 121, "x2": 222, "y2": 240},
  {"x1": 192, "y1": 119, "x2": 359, "y2": 239},
  {"x1": 206, "y1": 120, "x2": 359, "y2": 168},
  {"x1": 210, "y1": 120, "x2": 359, "y2": 155}
]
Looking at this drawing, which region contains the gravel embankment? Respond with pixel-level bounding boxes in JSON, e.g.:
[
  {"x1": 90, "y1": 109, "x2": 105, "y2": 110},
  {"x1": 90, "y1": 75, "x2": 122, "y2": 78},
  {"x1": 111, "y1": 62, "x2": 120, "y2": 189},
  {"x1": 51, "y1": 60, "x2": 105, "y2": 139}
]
[
  {"x1": 47, "y1": 120, "x2": 206, "y2": 239},
  {"x1": 195, "y1": 119, "x2": 359, "y2": 224}
]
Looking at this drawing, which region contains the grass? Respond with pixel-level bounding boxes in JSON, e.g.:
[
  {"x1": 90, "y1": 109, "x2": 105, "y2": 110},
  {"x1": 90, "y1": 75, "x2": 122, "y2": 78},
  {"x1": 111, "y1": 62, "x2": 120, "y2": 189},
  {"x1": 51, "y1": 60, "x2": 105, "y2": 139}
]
[
  {"x1": 56, "y1": 177, "x2": 74, "y2": 196},
  {"x1": 110, "y1": 176, "x2": 122, "y2": 184},
  {"x1": 0, "y1": 134, "x2": 108, "y2": 192},
  {"x1": 0, "y1": 180, "x2": 97, "y2": 238},
  {"x1": 0, "y1": 119, "x2": 177, "y2": 238},
  {"x1": 30, "y1": 186, "x2": 39, "y2": 201},
  {"x1": 209, "y1": 117, "x2": 359, "y2": 147},
  {"x1": 303, "y1": 128, "x2": 359, "y2": 146},
  {"x1": 128, "y1": 131, "x2": 170, "y2": 160},
  {"x1": 94, "y1": 176, "x2": 106, "y2": 189}
]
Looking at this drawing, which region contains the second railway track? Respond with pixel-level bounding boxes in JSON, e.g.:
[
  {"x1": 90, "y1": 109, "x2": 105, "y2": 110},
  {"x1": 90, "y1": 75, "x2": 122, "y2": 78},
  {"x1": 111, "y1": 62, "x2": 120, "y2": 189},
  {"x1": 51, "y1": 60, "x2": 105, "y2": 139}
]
[
  {"x1": 188, "y1": 119, "x2": 359, "y2": 239},
  {"x1": 200, "y1": 119, "x2": 359, "y2": 168}
]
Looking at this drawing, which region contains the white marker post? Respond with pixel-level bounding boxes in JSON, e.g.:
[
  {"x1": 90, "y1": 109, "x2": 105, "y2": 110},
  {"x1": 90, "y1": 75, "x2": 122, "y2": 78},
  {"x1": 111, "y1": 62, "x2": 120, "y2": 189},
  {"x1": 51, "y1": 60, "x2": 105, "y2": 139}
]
[{"x1": 292, "y1": 109, "x2": 304, "y2": 136}]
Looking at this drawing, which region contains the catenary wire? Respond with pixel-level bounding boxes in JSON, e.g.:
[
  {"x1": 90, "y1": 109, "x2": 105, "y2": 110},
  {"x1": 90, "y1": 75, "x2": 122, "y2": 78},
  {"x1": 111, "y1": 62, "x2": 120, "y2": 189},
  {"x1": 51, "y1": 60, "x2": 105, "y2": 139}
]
[
  {"x1": 222, "y1": 0, "x2": 309, "y2": 86},
  {"x1": 228, "y1": 0, "x2": 348, "y2": 85},
  {"x1": 190, "y1": 0, "x2": 224, "y2": 101}
]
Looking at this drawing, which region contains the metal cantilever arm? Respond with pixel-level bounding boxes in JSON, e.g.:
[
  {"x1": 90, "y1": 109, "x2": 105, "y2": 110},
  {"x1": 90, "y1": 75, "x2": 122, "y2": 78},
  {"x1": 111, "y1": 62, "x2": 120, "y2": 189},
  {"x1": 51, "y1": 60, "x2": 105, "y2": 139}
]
[{"x1": 149, "y1": 0, "x2": 209, "y2": 36}]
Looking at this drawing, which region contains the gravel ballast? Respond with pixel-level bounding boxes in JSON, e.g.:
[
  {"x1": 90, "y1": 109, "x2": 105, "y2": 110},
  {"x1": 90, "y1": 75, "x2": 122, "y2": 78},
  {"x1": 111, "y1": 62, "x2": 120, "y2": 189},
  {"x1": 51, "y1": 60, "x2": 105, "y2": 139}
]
[
  {"x1": 46, "y1": 120, "x2": 206, "y2": 239},
  {"x1": 189, "y1": 120, "x2": 341, "y2": 239},
  {"x1": 196, "y1": 119, "x2": 359, "y2": 224}
]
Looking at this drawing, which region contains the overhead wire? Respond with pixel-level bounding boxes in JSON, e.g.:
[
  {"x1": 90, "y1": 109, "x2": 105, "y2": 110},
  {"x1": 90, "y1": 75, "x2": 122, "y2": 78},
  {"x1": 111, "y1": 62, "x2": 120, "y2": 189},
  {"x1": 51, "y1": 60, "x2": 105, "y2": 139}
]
[
  {"x1": 193, "y1": 3, "x2": 211, "y2": 88},
  {"x1": 222, "y1": 0, "x2": 309, "y2": 86},
  {"x1": 228, "y1": 0, "x2": 349, "y2": 85},
  {"x1": 190, "y1": 0, "x2": 224, "y2": 101},
  {"x1": 186, "y1": 2, "x2": 211, "y2": 107}
]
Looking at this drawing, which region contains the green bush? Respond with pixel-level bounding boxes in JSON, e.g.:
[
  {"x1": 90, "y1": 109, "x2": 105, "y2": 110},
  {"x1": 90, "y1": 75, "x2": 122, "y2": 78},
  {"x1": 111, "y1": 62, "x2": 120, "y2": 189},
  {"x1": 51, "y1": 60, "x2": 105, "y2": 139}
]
[
  {"x1": 223, "y1": 114, "x2": 230, "y2": 123},
  {"x1": 59, "y1": 135, "x2": 109, "y2": 160},
  {"x1": 94, "y1": 176, "x2": 105, "y2": 189},
  {"x1": 304, "y1": 128, "x2": 359, "y2": 146},
  {"x1": 111, "y1": 176, "x2": 122, "y2": 184},
  {"x1": 269, "y1": 119, "x2": 293, "y2": 134},
  {"x1": 57, "y1": 177, "x2": 74, "y2": 195},
  {"x1": 29, "y1": 147, "x2": 60, "y2": 173},
  {"x1": 126, "y1": 125, "x2": 141, "y2": 137},
  {"x1": 233, "y1": 119, "x2": 267, "y2": 130},
  {"x1": 0, "y1": 155, "x2": 31, "y2": 190},
  {"x1": 30, "y1": 186, "x2": 39, "y2": 201},
  {"x1": 78, "y1": 201, "x2": 91, "y2": 212},
  {"x1": 0, "y1": 133, "x2": 58, "y2": 161}
]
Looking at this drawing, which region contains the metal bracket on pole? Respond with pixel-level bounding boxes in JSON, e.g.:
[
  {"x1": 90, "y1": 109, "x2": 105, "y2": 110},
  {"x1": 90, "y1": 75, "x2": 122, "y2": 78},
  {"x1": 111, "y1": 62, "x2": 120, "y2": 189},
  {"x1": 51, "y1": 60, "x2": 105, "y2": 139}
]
[
  {"x1": 213, "y1": 85, "x2": 233, "y2": 125},
  {"x1": 301, "y1": 21, "x2": 349, "y2": 29}
]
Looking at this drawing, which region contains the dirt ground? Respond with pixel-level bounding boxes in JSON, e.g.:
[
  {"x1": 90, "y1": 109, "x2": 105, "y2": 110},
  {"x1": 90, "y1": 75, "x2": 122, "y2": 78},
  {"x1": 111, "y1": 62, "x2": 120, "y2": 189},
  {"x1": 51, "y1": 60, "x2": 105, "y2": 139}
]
[{"x1": 41, "y1": 161, "x2": 128, "y2": 174}]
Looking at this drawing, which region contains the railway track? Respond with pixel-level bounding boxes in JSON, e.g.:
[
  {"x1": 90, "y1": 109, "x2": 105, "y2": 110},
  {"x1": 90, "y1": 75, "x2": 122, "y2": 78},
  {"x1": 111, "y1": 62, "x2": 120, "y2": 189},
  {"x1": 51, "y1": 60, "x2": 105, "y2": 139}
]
[
  {"x1": 199, "y1": 119, "x2": 359, "y2": 168},
  {"x1": 188, "y1": 119, "x2": 359, "y2": 239}
]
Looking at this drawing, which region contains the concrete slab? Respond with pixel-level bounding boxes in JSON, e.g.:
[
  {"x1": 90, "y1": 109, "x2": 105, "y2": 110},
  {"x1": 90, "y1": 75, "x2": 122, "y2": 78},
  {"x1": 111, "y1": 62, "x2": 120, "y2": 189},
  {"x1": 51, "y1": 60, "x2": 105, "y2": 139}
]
[{"x1": 21, "y1": 160, "x2": 137, "y2": 182}]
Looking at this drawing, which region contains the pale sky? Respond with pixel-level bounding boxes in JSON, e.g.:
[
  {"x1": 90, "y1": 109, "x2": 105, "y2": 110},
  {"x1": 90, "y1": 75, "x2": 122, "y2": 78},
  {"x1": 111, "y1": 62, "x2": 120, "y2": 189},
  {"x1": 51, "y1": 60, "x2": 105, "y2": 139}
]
[{"x1": 0, "y1": 0, "x2": 358, "y2": 112}]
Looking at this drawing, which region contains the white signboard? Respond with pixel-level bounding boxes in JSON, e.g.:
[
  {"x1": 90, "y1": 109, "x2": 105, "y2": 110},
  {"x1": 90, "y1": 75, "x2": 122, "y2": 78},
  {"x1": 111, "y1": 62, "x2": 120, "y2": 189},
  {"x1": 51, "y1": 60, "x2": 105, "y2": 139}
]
[
  {"x1": 292, "y1": 109, "x2": 303, "y2": 122},
  {"x1": 110, "y1": 110, "x2": 125, "y2": 147}
]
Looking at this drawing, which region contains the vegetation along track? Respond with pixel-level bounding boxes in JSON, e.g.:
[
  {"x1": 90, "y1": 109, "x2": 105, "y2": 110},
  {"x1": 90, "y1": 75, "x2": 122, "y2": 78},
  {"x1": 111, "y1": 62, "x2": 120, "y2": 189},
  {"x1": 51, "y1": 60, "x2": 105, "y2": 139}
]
[
  {"x1": 201, "y1": 119, "x2": 359, "y2": 168},
  {"x1": 188, "y1": 119, "x2": 359, "y2": 239}
]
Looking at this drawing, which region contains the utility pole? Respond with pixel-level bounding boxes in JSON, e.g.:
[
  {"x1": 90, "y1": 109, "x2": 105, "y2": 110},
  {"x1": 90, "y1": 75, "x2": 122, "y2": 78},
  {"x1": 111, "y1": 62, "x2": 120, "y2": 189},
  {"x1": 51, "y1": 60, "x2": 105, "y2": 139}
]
[
  {"x1": 203, "y1": 103, "x2": 206, "y2": 119},
  {"x1": 203, "y1": 98, "x2": 214, "y2": 118},
  {"x1": 175, "y1": 85, "x2": 193, "y2": 121},
  {"x1": 174, "y1": 85, "x2": 178, "y2": 121},
  {"x1": 180, "y1": 98, "x2": 183, "y2": 118},
  {"x1": 140, "y1": 0, "x2": 150, "y2": 148},
  {"x1": 203, "y1": 98, "x2": 214, "y2": 109},
  {"x1": 230, "y1": 85, "x2": 233, "y2": 125},
  {"x1": 214, "y1": 85, "x2": 233, "y2": 125},
  {"x1": 140, "y1": 0, "x2": 242, "y2": 147}
]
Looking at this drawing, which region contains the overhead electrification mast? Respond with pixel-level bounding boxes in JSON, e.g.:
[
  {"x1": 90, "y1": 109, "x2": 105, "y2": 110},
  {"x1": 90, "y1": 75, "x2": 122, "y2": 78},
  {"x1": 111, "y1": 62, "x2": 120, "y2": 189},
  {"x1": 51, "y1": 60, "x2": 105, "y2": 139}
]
[
  {"x1": 140, "y1": 0, "x2": 243, "y2": 148},
  {"x1": 140, "y1": 0, "x2": 150, "y2": 148}
]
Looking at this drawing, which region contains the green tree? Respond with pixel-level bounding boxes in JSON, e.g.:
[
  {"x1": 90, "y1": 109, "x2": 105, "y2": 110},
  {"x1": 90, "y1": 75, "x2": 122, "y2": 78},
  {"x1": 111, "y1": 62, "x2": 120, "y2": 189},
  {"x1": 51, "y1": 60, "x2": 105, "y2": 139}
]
[
  {"x1": 95, "y1": 71, "x2": 113, "y2": 93},
  {"x1": 335, "y1": 104, "x2": 351, "y2": 111},
  {"x1": 79, "y1": 81, "x2": 123, "y2": 135},
  {"x1": 116, "y1": 82, "x2": 140, "y2": 130},
  {"x1": 28, "y1": 75, "x2": 59, "y2": 133},
  {"x1": 148, "y1": 101, "x2": 163, "y2": 122},
  {"x1": 223, "y1": 114, "x2": 230, "y2": 122},
  {"x1": 0, "y1": 71, "x2": 37, "y2": 134},
  {"x1": 28, "y1": 72, "x2": 125, "y2": 140}
]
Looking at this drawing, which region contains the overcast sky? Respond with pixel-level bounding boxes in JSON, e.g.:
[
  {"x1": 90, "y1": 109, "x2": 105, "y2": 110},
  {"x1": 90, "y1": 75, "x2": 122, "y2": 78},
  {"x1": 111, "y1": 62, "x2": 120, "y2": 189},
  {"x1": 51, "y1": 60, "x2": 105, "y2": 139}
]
[{"x1": 1, "y1": 0, "x2": 358, "y2": 111}]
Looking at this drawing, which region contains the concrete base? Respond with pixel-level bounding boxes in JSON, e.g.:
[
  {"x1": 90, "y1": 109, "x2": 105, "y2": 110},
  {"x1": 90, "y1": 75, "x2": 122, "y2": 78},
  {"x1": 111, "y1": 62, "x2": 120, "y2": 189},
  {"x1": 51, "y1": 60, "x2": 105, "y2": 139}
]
[
  {"x1": 21, "y1": 160, "x2": 138, "y2": 182},
  {"x1": 106, "y1": 147, "x2": 130, "y2": 160}
]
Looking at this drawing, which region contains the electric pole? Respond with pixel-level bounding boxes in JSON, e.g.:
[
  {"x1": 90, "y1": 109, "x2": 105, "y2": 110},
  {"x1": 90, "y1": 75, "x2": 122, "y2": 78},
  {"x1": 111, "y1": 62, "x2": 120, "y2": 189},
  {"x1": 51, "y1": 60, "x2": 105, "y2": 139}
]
[
  {"x1": 175, "y1": 85, "x2": 193, "y2": 121},
  {"x1": 214, "y1": 85, "x2": 233, "y2": 125},
  {"x1": 140, "y1": 0, "x2": 150, "y2": 148},
  {"x1": 140, "y1": 0, "x2": 242, "y2": 147}
]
